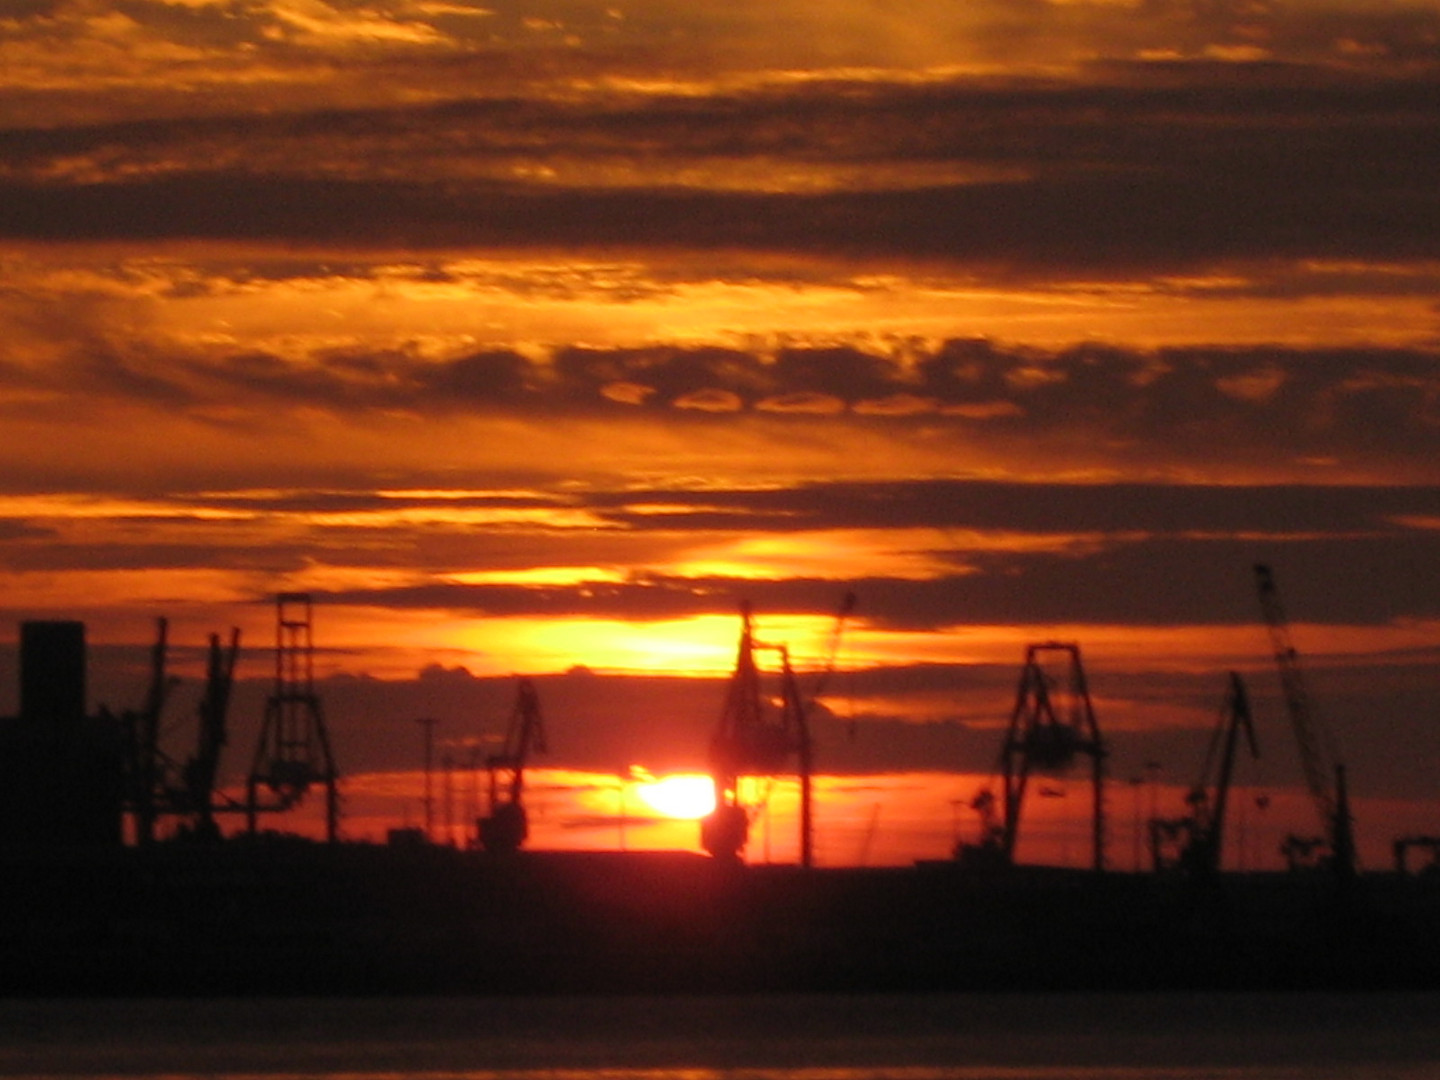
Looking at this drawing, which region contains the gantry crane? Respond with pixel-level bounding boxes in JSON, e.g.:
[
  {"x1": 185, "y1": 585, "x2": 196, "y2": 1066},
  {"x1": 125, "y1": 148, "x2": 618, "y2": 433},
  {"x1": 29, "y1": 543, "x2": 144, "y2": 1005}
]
[
  {"x1": 701, "y1": 594, "x2": 854, "y2": 866},
  {"x1": 1149, "y1": 671, "x2": 1259, "y2": 877},
  {"x1": 479, "y1": 676, "x2": 547, "y2": 853},
  {"x1": 959, "y1": 642, "x2": 1107, "y2": 872},
  {"x1": 246, "y1": 593, "x2": 340, "y2": 842},
  {"x1": 1253, "y1": 563, "x2": 1355, "y2": 877}
]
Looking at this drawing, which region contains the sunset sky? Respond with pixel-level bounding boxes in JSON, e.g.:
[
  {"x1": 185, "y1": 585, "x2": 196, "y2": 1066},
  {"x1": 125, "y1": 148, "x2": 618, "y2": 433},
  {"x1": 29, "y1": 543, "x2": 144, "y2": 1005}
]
[{"x1": 2, "y1": 0, "x2": 1439, "y2": 869}]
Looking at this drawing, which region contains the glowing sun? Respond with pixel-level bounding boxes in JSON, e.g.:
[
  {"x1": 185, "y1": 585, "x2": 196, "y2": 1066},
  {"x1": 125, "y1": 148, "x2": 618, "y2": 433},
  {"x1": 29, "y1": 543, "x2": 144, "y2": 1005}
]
[{"x1": 634, "y1": 773, "x2": 716, "y2": 819}]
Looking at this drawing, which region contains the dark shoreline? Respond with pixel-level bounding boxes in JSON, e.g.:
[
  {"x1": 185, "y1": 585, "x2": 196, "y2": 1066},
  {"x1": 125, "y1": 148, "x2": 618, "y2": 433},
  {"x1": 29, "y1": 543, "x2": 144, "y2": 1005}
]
[{"x1": 3, "y1": 841, "x2": 1438, "y2": 997}]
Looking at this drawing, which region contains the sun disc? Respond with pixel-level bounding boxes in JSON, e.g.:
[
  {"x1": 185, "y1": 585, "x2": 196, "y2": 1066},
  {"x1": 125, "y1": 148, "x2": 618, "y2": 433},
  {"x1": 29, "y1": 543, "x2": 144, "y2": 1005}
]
[{"x1": 634, "y1": 773, "x2": 716, "y2": 819}]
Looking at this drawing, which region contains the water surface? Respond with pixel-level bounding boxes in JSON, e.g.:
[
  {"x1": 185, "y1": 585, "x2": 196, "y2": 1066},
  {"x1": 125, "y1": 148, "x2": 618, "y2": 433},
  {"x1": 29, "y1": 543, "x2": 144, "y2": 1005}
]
[{"x1": 1, "y1": 994, "x2": 1437, "y2": 1079}]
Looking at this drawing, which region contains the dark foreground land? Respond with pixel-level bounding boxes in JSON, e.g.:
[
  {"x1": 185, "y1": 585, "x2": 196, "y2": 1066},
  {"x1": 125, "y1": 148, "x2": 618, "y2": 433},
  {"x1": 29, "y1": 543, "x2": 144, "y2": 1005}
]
[{"x1": 3, "y1": 841, "x2": 1439, "y2": 996}]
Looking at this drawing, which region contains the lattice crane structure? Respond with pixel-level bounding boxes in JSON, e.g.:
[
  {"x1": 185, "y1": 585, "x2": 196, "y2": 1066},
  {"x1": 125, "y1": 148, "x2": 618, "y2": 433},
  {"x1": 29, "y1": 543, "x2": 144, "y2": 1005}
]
[
  {"x1": 960, "y1": 642, "x2": 1107, "y2": 872},
  {"x1": 702, "y1": 594, "x2": 854, "y2": 866},
  {"x1": 246, "y1": 593, "x2": 340, "y2": 842}
]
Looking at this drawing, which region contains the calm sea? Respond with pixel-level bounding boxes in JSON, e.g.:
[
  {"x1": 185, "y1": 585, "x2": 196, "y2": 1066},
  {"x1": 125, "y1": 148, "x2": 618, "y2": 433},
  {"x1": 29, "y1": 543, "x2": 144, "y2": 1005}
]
[{"x1": 1, "y1": 994, "x2": 1438, "y2": 1080}]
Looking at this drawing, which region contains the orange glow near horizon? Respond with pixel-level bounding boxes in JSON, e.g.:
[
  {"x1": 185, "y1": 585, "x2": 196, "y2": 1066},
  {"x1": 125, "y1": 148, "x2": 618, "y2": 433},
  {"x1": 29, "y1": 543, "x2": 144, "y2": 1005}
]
[
  {"x1": 295, "y1": 609, "x2": 871, "y2": 679},
  {"x1": 224, "y1": 766, "x2": 1439, "y2": 873}
]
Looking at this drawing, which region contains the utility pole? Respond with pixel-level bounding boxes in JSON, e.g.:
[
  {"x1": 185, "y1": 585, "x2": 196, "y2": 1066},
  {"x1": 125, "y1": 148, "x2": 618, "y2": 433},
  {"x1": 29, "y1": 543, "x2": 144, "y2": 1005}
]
[
  {"x1": 416, "y1": 717, "x2": 438, "y2": 842},
  {"x1": 442, "y1": 751, "x2": 454, "y2": 846},
  {"x1": 1129, "y1": 774, "x2": 1143, "y2": 872},
  {"x1": 468, "y1": 743, "x2": 482, "y2": 847}
]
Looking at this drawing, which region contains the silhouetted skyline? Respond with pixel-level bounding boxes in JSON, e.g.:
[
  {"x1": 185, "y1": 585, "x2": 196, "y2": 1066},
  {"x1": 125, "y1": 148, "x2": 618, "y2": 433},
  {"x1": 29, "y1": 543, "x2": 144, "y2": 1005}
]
[{"x1": 1, "y1": 0, "x2": 1438, "y2": 865}]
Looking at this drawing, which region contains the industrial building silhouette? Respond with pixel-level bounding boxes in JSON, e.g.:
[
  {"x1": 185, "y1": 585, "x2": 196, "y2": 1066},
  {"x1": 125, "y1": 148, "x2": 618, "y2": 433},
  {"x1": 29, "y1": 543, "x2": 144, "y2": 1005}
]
[{"x1": 0, "y1": 621, "x2": 124, "y2": 849}]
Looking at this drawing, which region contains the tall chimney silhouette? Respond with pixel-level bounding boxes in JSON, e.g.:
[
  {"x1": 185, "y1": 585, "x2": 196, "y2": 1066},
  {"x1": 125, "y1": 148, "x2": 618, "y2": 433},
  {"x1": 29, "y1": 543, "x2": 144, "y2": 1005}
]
[{"x1": 20, "y1": 620, "x2": 86, "y2": 727}]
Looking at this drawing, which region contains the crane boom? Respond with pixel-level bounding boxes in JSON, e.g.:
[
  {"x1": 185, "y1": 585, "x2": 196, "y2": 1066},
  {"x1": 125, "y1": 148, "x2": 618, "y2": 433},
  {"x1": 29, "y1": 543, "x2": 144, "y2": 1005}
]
[
  {"x1": 809, "y1": 590, "x2": 856, "y2": 703},
  {"x1": 499, "y1": 676, "x2": 546, "y2": 805},
  {"x1": 131, "y1": 617, "x2": 177, "y2": 844},
  {"x1": 1202, "y1": 671, "x2": 1259, "y2": 870},
  {"x1": 480, "y1": 677, "x2": 546, "y2": 853},
  {"x1": 1253, "y1": 563, "x2": 1354, "y2": 876},
  {"x1": 1148, "y1": 672, "x2": 1259, "y2": 877},
  {"x1": 1254, "y1": 564, "x2": 1335, "y2": 823},
  {"x1": 184, "y1": 627, "x2": 240, "y2": 840}
]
